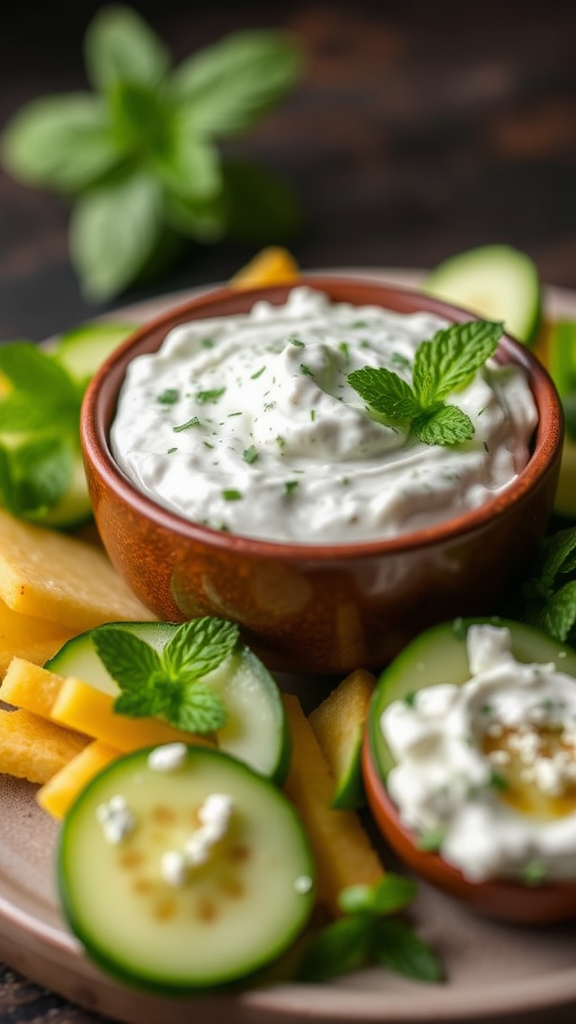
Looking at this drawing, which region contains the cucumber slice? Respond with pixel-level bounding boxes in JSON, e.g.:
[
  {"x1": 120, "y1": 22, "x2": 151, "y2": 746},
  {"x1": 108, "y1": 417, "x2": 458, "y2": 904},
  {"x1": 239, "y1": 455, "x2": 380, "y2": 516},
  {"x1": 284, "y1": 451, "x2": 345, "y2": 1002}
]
[
  {"x1": 423, "y1": 244, "x2": 542, "y2": 345},
  {"x1": 58, "y1": 745, "x2": 315, "y2": 992},
  {"x1": 369, "y1": 617, "x2": 576, "y2": 779},
  {"x1": 52, "y1": 322, "x2": 137, "y2": 385},
  {"x1": 45, "y1": 622, "x2": 290, "y2": 783}
]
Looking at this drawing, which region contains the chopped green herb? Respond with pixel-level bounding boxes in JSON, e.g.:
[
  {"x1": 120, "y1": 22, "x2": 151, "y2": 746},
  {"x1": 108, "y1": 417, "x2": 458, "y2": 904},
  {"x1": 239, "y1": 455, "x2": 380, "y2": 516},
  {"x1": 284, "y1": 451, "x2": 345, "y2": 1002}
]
[
  {"x1": 157, "y1": 387, "x2": 180, "y2": 405},
  {"x1": 350, "y1": 320, "x2": 369, "y2": 329},
  {"x1": 390, "y1": 353, "x2": 411, "y2": 371},
  {"x1": 250, "y1": 366, "x2": 266, "y2": 380},
  {"x1": 203, "y1": 440, "x2": 215, "y2": 449},
  {"x1": 223, "y1": 489, "x2": 243, "y2": 501},
  {"x1": 276, "y1": 435, "x2": 286, "y2": 448},
  {"x1": 166, "y1": 446, "x2": 178, "y2": 454},
  {"x1": 264, "y1": 401, "x2": 276, "y2": 411},
  {"x1": 481, "y1": 703, "x2": 494, "y2": 716},
  {"x1": 196, "y1": 387, "x2": 226, "y2": 404},
  {"x1": 310, "y1": 409, "x2": 316, "y2": 421},
  {"x1": 522, "y1": 859, "x2": 548, "y2": 886},
  {"x1": 452, "y1": 617, "x2": 467, "y2": 641},
  {"x1": 340, "y1": 476, "x2": 350, "y2": 486},
  {"x1": 338, "y1": 341, "x2": 351, "y2": 364},
  {"x1": 288, "y1": 335, "x2": 305, "y2": 348},
  {"x1": 416, "y1": 828, "x2": 445, "y2": 852},
  {"x1": 242, "y1": 445, "x2": 259, "y2": 465},
  {"x1": 173, "y1": 416, "x2": 201, "y2": 432},
  {"x1": 489, "y1": 769, "x2": 509, "y2": 792},
  {"x1": 228, "y1": 411, "x2": 242, "y2": 417},
  {"x1": 402, "y1": 691, "x2": 417, "y2": 707},
  {"x1": 201, "y1": 337, "x2": 215, "y2": 349},
  {"x1": 300, "y1": 363, "x2": 314, "y2": 377},
  {"x1": 284, "y1": 480, "x2": 299, "y2": 497}
]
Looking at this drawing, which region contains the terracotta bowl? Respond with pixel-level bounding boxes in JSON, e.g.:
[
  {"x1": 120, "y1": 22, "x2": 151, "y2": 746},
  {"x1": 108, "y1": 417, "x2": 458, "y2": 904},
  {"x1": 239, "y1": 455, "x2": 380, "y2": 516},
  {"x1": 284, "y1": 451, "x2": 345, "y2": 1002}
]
[
  {"x1": 80, "y1": 275, "x2": 563, "y2": 675},
  {"x1": 362, "y1": 739, "x2": 576, "y2": 923}
]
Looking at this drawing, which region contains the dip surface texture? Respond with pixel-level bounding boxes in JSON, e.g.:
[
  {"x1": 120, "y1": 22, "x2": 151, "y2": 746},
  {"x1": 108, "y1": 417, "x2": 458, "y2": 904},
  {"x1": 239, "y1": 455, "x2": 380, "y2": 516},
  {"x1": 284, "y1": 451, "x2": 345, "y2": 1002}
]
[
  {"x1": 110, "y1": 287, "x2": 538, "y2": 544},
  {"x1": 381, "y1": 625, "x2": 576, "y2": 882}
]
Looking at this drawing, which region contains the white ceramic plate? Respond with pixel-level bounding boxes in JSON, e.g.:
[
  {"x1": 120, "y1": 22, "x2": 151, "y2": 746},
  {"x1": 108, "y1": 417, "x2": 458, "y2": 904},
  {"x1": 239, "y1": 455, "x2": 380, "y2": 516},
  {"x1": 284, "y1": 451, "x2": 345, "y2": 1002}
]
[{"x1": 2, "y1": 269, "x2": 576, "y2": 1024}]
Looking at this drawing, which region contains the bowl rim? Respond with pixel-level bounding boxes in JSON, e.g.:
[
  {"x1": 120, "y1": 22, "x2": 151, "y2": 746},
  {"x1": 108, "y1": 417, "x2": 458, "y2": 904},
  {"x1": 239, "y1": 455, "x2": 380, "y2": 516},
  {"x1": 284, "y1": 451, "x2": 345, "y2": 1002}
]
[
  {"x1": 361, "y1": 730, "x2": 576, "y2": 922},
  {"x1": 81, "y1": 273, "x2": 564, "y2": 561}
]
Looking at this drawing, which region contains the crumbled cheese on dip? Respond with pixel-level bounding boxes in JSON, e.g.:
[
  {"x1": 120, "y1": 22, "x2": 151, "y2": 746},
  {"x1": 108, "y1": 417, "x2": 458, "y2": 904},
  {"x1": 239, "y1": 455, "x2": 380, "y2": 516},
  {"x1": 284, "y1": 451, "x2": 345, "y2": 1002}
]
[
  {"x1": 110, "y1": 287, "x2": 538, "y2": 544},
  {"x1": 381, "y1": 625, "x2": 576, "y2": 882}
]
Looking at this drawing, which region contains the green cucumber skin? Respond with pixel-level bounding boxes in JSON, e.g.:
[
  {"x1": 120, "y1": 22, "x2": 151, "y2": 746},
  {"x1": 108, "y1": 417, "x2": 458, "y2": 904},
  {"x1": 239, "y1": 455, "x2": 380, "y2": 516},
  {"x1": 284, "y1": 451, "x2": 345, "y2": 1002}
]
[
  {"x1": 58, "y1": 745, "x2": 315, "y2": 994},
  {"x1": 45, "y1": 622, "x2": 289, "y2": 782},
  {"x1": 53, "y1": 322, "x2": 137, "y2": 385},
  {"x1": 423, "y1": 245, "x2": 542, "y2": 346},
  {"x1": 369, "y1": 617, "x2": 576, "y2": 779}
]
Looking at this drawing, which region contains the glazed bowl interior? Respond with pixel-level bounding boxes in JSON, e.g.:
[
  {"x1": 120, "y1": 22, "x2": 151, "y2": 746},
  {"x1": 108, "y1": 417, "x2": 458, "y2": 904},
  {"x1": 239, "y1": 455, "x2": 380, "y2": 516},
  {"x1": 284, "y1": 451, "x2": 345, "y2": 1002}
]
[{"x1": 80, "y1": 275, "x2": 563, "y2": 675}]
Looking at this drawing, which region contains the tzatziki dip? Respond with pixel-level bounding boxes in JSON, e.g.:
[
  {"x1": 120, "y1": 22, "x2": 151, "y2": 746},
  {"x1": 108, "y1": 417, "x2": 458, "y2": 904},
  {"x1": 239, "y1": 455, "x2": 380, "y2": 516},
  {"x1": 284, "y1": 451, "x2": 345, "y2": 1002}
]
[
  {"x1": 381, "y1": 624, "x2": 576, "y2": 883},
  {"x1": 110, "y1": 286, "x2": 537, "y2": 544}
]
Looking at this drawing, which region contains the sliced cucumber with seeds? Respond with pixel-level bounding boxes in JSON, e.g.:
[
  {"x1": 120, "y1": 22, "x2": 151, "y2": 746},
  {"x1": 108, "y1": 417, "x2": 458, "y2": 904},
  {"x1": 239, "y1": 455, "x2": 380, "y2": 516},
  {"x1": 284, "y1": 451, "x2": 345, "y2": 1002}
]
[
  {"x1": 58, "y1": 745, "x2": 315, "y2": 992},
  {"x1": 423, "y1": 244, "x2": 542, "y2": 345},
  {"x1": 369, "y1": 617, "x2": 576, "y2": 779},
  {"x1": 45, "y1": 621, "x2": 290, "y2": 783}
]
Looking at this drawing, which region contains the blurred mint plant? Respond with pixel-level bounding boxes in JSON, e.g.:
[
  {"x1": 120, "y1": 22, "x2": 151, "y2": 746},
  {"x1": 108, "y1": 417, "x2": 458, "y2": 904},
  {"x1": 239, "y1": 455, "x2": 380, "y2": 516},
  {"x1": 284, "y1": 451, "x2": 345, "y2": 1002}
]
[{"x1": 1, "y1": 5, "x2": 304, "y2": 301}]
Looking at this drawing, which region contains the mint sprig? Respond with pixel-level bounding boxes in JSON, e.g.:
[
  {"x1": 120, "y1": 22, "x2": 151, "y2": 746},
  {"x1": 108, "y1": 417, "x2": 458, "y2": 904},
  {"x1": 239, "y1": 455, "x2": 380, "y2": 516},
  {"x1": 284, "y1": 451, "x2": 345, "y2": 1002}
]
[
  {"x1": 297, "y1": 875, "x2": 442, "y2": 983},
  {"x1": 93, "y1": 618, "x2": 240, "y2": 734},
  {"x1": 517, "y1": 525, "x2": 576, "y2": 644},
  {"x1": 1, "y1": 6, "x2": 304, "y2": 301},
  {"x1": 348, "y1": 319, "x2": 503, "y2": 446},
  {"x1": 0, "y1": 343, "x2": 83, "y2": 521}
]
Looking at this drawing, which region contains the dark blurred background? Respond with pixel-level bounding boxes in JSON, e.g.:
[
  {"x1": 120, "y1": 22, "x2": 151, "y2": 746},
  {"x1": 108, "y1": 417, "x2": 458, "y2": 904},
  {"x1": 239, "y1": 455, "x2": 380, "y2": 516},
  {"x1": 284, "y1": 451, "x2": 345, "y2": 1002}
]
[{"x1": 1, "y1": 0, "x2": 576, "y2": 339}]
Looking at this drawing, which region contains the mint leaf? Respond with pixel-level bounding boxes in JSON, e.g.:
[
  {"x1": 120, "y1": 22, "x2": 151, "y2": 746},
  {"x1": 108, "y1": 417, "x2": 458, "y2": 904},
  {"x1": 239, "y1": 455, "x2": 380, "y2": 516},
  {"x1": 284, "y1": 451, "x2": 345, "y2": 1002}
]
[
  {"x1": 93, "y1": 619, "x2": 232, "y2": 734},
  {"x1": 70, "y1": 171, "x2": 163, "y2": 300},
  {"x1": 0, "y1": 436, "x2": 73, "y2": 519},
  {"x1": 154, "y1": 120, "x2": 221, "y2": 200},
  {"x1": 84, "y1": 5, "x2": 170, "y2": 91},
  {"x1": 413, "y1": 320, "x2": 503, "y2": 406},
  {"x1": 169, "y1": 30, "x2": 303, "y2": 137},
  {"x1": 347, "y1": 367, "x2": 421, "y2": 421},
  {"x1": 338, "y1": 875, "x2": 417, "y2": 916},
  {"x1": 414, "y1": 405, "x2": 475, "y2": 446},
  {"x1": 165, "y1": 681, "x2": 228, "y2": 733},
  {"x1": 0, "y1": 342, "x2": 80, "y2": 402},
  {"x1": 525, "y1": 580, "x2": 576, "y2": 643},
  {"x1": 297, "y1": 916, "x2": 370, "y2": 983},
  {"x1": 162, "y1": 617, "x2": 239, "y2": 682},
  {"x1": 93, "y1": 627, "x2": 163, "y2": 695},
  {"x1": 373, "y1": 918, "x2": 443, "y2": 981},
  {"x1": 348, "y1": 318, "x2": 501, "y2": 447},
  {"x1": 0, "y1": 94, "x2": 118, "y2": 193}
]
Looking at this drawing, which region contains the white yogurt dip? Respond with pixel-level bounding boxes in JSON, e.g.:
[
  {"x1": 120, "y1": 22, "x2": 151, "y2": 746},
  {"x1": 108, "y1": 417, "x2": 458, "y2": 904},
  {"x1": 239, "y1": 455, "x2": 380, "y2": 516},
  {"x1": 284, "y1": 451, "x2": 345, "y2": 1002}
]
[
  {"x1": 110, "y1": 287, "x2": 538, "y2": 545},
  {"x1": 381, "y1": 625, "x2": 576, "y2": 882}
]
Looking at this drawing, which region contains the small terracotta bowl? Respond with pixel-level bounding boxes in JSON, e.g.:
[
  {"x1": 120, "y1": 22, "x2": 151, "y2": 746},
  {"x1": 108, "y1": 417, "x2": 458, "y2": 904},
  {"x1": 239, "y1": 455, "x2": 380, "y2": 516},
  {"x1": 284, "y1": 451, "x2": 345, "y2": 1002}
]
[
  {"x1": 362, "y1": 741, "x2": 576, "y2": 923},
  {"x1": 80, "y1": 276, "x2": 563, "y2": 675}
]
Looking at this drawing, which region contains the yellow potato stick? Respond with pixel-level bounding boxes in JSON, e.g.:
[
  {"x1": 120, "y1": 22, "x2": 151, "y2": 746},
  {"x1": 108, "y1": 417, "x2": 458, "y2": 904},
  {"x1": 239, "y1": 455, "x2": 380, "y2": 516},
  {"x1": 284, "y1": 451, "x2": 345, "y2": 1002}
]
[
  {"x1": 0, "y1": 601, "x2": 74, "y2": 678},
  {"x1": 37, "y1": 740, "x2": 121, "y2": 819},
  {"x1": 282, "y1": 693, "x2": 384, "y2": 916},
  {"x1": 0, "y1": 508, "x2": 156, "y2": 630},
  {"x1": 230, "y1": 246, "x2": 300, "y2": 289},
  {"x1": 50, "y1": 676, "x2": 215, "y2": 752},
  {"x1": 0, "y1": 707, "x2": 88, "y2": 784},
  {"x1": 1, "y1": 658, "x2": 66, "y2": 718}
]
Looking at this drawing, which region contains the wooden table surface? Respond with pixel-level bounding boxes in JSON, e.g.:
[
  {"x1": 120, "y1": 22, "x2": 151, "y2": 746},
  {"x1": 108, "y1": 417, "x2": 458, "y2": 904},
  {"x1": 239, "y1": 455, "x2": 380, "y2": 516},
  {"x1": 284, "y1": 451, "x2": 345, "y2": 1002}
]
[{"x1": 1, "y1": 1, "x2": 576, "y2": 1021}]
